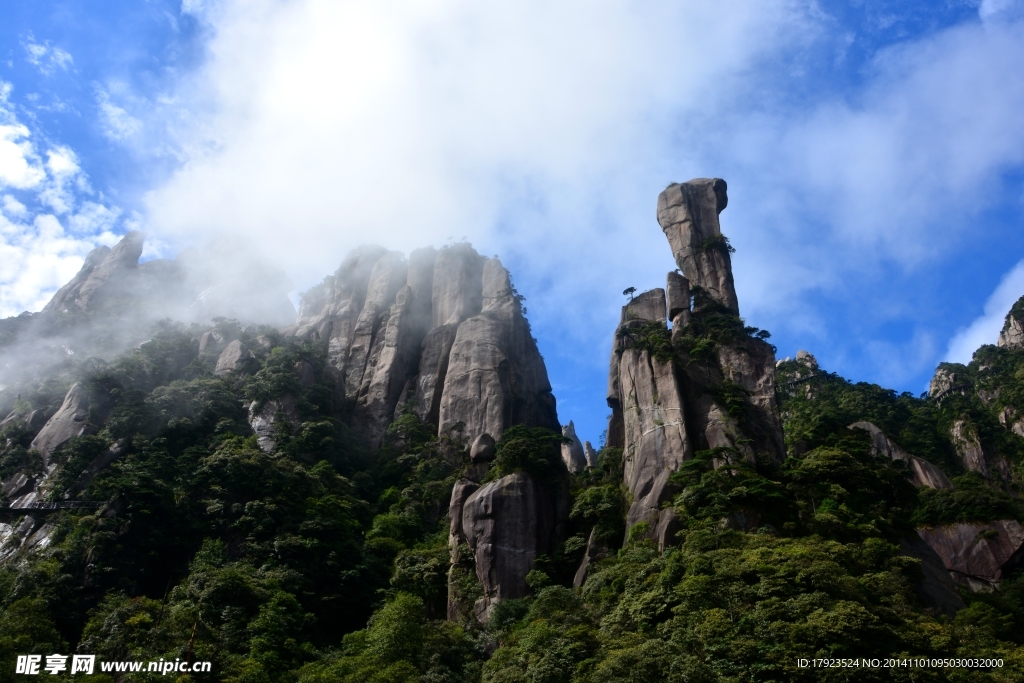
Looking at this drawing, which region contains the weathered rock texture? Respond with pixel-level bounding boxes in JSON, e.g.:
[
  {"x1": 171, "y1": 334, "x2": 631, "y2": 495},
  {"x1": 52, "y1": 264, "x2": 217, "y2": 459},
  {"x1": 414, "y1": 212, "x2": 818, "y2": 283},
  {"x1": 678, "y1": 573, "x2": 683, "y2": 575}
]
[
  {"x1": 291, "y1": 246, "x2": 558, "y2": 447},
  {"x1": 998, "y1": 296, "x2": 1024, "y2": 349},
  {"x1": 249, "y1": 396, "x2": 301, "y2": 453},
  {"x1": 657, "y1": 178, "x2": 737, "y2": 314},
  {"x1": 43, "y1": 232, "x2": 151, "y2": 314},
  {"x1": 291, "y1": 244, "x2": 564, "y2": 621},
  {"x1": 606, "y1": 178, "x2": 785, "y2": 543},
  {"x1": 30, "y1": 383, "x2": 109, "y2": 465},
  {"x1": 795, "y1": 349, "x2": 818, "y2": 370},
  {"x1": 917, "y1": 520, "x2": 1024, "y2": 590},
  {"x1": 561, "y1": 421, "x2": 586, "y2": 473},
  {"x1": 848, "y1": 421, "x2": 952, "y2": 489},
  {"x1": 583, "y1": 441, "x2": 599, "y2": 468},
  {"x1": 458, "y1": 473, "x2": 557, "y2": 620},
  {"x1": 949, "y1": 419, "x2": 1012, "y2": 485},
  {"x1": 998, "y1": 407, "x2": 1024, "y2": 439},
  {"x1": 215, "y1": 340, "x2": 254, "y2": 376},
  {"x1": 573, "y1": 528, "x2": 610, "y2": 588},
  {"x1": 614, "y1": 316, "x2": 691, "y2": 532},
  {"x1": 0, "y1": 409, "x2": 47, "y2": 434}
]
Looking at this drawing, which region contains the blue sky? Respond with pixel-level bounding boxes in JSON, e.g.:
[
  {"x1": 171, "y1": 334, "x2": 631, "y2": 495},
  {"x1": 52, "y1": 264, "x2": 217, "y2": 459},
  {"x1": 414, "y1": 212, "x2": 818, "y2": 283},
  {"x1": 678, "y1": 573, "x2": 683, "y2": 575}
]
[{"x1": 2, "y1": 0, "x2": 1024, "y2": 446}]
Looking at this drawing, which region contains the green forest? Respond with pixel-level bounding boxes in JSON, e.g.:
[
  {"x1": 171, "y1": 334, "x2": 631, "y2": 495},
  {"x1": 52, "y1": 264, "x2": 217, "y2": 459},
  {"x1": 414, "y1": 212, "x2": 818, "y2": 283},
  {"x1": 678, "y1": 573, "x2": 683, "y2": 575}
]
[{"x1": 2, "y1": 311, "x2": 1024, "y2": 683}]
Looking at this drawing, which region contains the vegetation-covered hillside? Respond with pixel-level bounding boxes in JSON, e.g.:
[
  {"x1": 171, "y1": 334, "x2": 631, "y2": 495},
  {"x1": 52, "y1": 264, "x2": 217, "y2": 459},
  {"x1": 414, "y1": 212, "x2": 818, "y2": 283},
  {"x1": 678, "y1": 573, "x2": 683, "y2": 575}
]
[{"x1": 2, "y1": 304, "x2": 1024, "y2": 682}]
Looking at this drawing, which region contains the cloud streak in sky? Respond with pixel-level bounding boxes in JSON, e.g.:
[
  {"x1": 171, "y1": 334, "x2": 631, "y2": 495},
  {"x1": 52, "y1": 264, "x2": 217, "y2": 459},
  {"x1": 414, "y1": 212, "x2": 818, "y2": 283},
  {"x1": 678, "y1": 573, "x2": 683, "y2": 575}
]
[{"x1": 945, "y1": 259, "x2": 1024, "y2": 365}]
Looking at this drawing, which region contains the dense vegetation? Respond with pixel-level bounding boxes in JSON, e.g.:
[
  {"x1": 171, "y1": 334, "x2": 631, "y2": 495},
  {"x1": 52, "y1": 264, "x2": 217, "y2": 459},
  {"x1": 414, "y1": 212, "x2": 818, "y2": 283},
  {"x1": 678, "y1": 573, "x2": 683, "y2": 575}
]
[{"x1": 2, "y1": 309, "x2": 1024, "y2": 681}]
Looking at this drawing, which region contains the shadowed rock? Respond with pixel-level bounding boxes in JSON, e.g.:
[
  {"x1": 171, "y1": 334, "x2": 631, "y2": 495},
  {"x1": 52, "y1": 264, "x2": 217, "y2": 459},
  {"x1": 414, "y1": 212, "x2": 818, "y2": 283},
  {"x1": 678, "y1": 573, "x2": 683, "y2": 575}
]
[
  {"x1": 2, "y1": 473, "x2": 34, "y2": 501},
  {"x1": 621, "y1": 288, "x2": 666, "y2": 324},
  {"x1": 199, "y1": 330, "x2": 229, "y2": 356},
  {"x1": 899, "y1": 532, "x2": 966, "y2": 615},
  {"x1": 666, "y1": 272, "x2": 690, "y2": 321},
  {"x1": 949, "y1": 419, "x2": 1012, "y2": 484},
  {"x1": 470, "y1": 433, "x2": 496, "y2": 463},
  {"x1": 66, "y1": 232, "x2": 145, "y2": 311},
  {"x1": 345, "y1": 251, "x2": 408, "y2": 397},
  {"x1": 917, "y1": 520, "x2": 1024, "y2": 591},
  {"x1": 573, "y1": 528, "x2": 610, "y2": 588},
  {"x1": 42, "y1": 245, "x2": 112, "y2": 314},
  {"x1": 617, "y1": 342, "x2": 690, "y2": 532},
  {"x1": 998, "y1": 407, "x2": 1024, "y2": 439},
  {"x1": 446, "y1": 478, "x2": 481, "y2": 620},
  {"x1": 0, "y1": 409, "x2": 47, "y2": 435},
  {"x1": 355, "y1": 285, "x2": 424, "y2": 445},
  {"x1": 584, "y1": 441, "x2": 598, "y2": 468},
  {"x1": 657, "y1": 178, "x2": 737, "y2": 314},
  {"x1": 460, "y1": 472, "x2": 556, "y2": 621},
  {"x1": 64, "y1": 440, "x2": 127, "y2": 499},
  {"x1": 414, "y1": 325, "x2": 459, "y2": 425},
  {"x1": 849, "y1": 421, "x2": 952, "y2": 489},
  {"x1": 605, "y1": 180, "x2": 788, "y2": 547},
  {"x1": 714, "y1": 340, "x2": 786, "y2": 461}
]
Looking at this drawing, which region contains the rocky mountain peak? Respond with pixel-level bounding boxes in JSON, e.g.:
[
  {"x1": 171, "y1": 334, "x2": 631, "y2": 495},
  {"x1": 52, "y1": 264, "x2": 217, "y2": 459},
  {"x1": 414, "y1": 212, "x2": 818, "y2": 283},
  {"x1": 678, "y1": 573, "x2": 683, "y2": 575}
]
[
  {"x1": 288, "y1": 242, "x2": 559, "y2": 447},
  {"x1": 998, "y1": 294, "x2": 1024, "y2": 350}
]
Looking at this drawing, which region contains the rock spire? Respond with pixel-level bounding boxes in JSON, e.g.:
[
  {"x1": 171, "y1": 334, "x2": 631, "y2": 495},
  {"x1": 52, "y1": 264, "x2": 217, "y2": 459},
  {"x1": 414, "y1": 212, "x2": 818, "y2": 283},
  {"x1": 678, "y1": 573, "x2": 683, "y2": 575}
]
[{"x1": 605, "y1": 178, "x2": 784, "y2": 547}]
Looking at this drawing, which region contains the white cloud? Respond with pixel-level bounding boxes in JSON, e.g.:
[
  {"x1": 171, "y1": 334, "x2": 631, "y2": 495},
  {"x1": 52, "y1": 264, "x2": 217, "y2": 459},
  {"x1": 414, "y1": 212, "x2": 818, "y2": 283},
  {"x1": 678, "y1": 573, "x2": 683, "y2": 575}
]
[
  {"x1": 980, "y1": 0, "x2": 1024, "y2": 22},
  {"x1": 701, "y1": 17, "x2": 1024, "y2": 372},
  {"x1": 0, "y1": 212, "x2": 97, "y2": 317},
  {"x1": 944, "y1": 259, "x2": 1024, "y2": 364},
  {"x1": 46, "y1": 147, "x2": 79, "y2": 176},
  {"x1": 2, "y1": 195, "x2": 27, "y2": 218},
  {"x1": 143, "y1": 0, "x2": 817, "y2": 305},
  {"x1": 24, "y1": 37, "x2": 74, "y2": 76},
  {"x1": 0, "y1": 0, "x2": 1015, "y2": 415},
  {"x1": 0, "y1": 123, "x2": 45, "y2": 189},
  {"x1": 0, "y1": 84, "x2": 125, "y2": 316},
  {"x1": 97, "y1": 89, "x2": 142, "y2": 142}
]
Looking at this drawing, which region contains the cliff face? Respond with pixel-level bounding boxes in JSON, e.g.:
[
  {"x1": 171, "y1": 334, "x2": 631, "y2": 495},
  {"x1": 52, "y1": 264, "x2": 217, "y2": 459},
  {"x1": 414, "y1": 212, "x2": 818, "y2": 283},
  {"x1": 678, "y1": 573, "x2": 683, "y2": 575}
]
[
  {"x1": 606, "y1": 178, "x2": 784, "y2": 546},
  {"x1": 290, "y1": 243, "x2": 564, "y2": 623},
  {"x1": 289, "y1": 244, "x2": 559, "y2": 447}
]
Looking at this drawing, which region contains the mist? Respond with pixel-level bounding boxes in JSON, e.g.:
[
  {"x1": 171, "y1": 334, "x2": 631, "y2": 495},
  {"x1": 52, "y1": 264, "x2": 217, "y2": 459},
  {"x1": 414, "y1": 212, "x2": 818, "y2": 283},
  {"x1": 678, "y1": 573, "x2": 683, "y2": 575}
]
[{"x1": 0, "y1": 230, "x2": 295, "y2": 419}]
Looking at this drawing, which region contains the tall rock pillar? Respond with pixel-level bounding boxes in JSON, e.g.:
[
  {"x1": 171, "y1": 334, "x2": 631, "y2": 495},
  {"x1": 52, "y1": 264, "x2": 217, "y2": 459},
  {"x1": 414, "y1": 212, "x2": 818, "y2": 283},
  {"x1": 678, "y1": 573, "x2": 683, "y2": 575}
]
[{"x1": 604, "y1": 178, "x2": 785, "y2": 549}]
